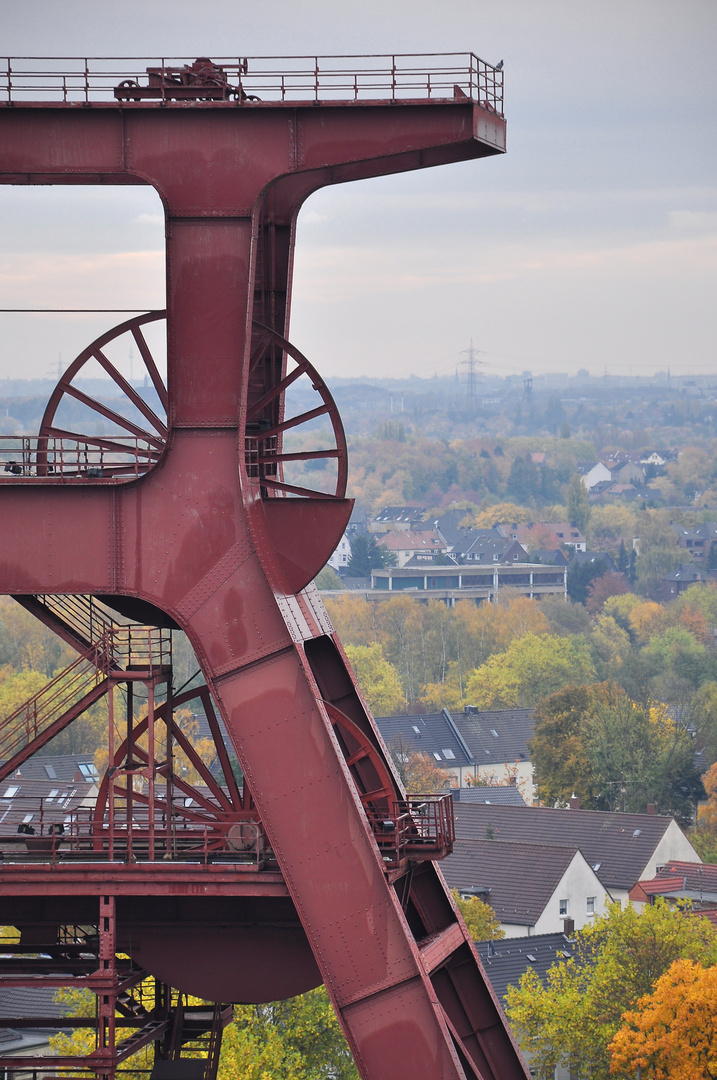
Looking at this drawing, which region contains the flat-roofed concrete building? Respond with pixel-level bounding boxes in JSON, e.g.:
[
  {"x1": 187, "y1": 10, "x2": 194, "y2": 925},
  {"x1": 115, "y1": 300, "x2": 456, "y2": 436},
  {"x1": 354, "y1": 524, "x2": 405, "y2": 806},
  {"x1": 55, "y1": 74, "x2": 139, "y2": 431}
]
[{"x1": 368, "y1": 562, "x2": 567, "y2": 604}]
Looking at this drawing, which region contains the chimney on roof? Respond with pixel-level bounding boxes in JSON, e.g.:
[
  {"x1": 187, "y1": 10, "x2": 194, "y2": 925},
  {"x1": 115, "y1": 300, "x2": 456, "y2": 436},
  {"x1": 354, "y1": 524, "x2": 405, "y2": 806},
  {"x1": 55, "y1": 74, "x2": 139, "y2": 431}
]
[
  {"x1": 569, "y1": 795, "x2": 581, "y2": 810},
  {"x1": 646, "y1": 803, "x2": 656, "y2": 815},
  {"x1": 563, "y1": 918, "x2": 575, "y2": 937}
]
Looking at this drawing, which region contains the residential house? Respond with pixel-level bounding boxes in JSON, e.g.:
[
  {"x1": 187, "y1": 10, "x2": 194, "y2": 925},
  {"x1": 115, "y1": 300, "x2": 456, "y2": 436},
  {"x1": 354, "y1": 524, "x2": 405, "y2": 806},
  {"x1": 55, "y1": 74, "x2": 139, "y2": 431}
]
[
  {"x1": 453, "y1": 708, "x2": 535, "y2": 800},
  {"x1": 475, "y1": 932, "x2": 577, "y2": 1080},
  {"x1": 0, "y1": 987, "x2": 60, "y2": 1058},
  {"x1": 369, "y1": 507, "x2": 426, "y2": 533},
  {"x1": 508, "y1": 522, "x2": 586, "y2": 553},
  {"x1": 458, "y1": 533, "x2": 527, "y2": 565},
  {"x1": 629, "y1": 860, "x2": 717, "y2": 919},
  {"x1": 0, "y1": 775, "x2": 98, "y2": 856},
  {"x1": 434, "y1": 516, "x2": 528, "y2": 566},
  {"x1": 608, "y1": 460, "x2": 644, "y2": 486},
  {"x1": 528, "y1": 549, "x2": 570, "y2": 567},
  {"x1": 374, "y1": 709, "x2": 474, "y2": 786},
  {"x1": 377, "y1": 529, "x2": 447, "y2": 568},
  {"x1": 580, "y1": 462, "x2": 612, "y2": 492},
  {"x1": 452, "y1": 802, "x2": 701, "y2": 905},
  {"x1": 475, "y1": 929, "x2": 576, "y2": 1004},
  {"x1": 598, "y1": 481, "x2": 640, "y2": 501},
  {"x1": 442, "y1": 839, "x2": 609, "y2": 936},
  {"x1": 672, "y1": 521, "x2": 717, "y2": 561},
  {"x1": 328, "y1": 532, "x2": 352, "y2": 575},
  {"x1": 569, "y1": 549, "x2": 618, "y2": 574},
  {"x1": 661, "y1": 563, "x2": 717, "y2": 600},
  {"x1": 452, "y1": 786, "x2": 527, "y2": 807},
  {"x1": 11, "y1": 752, "x2": 99, "y2": 784}
]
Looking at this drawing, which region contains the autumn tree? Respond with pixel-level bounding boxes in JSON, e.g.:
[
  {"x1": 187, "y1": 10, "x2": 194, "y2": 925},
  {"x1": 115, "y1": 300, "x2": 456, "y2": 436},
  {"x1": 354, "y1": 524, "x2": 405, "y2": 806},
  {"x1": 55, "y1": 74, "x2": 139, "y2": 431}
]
[
  {"x1": 634, "y1": 510, "x2": 682, "y2": 596},
  {"x1": 464, "y1": 633, "x2": 597, "y2": 709},
  {"x1": 566, "y1": 474, "x2": 591, "y2": 534},
  {"x1": 692, "y1": 682, "x2": 717, "y2": 768},
  {"x1": 344, "y1": 643, "x2": 405, "y2": 715},
  {"x1": 530, "y1": 685, "x2": 598, "y2": 808},
  {"x1": 690, "y1": 762, "x2": 717, "y2": 863},
  {"x1": 590, "y1": 614, "x2": 631, "y2": 680},
  {"x1": 450, "y1": 889, "x2": 504, "y2": 942},
  {"x1": 52, "y1": 985, "x2": 359, "y2": 1080},
  {"x1": 531, "y1": 682, "x2": 702, "y2": 821},
  {"x1": 314, "y1": 565, "x2": 344, "y2": 591},
  {"x1": 323, "y1": 594, "x2": 379, "y2": 647},
  {"x1": 584, "y1": 687, "x2": 702, "y2": 824},
  {"x1": 390, "y1": 747, "x2": 449, "y2": 793},
  {"x1": 472, "y1": 503, "x2": 532, "y2": 529},
  {"x1": 506, "y1": 900, "x2": 717, "y2": 1080},
  {"x1": 609, "y1": 958, "x2": 717, "y2": 1080},
  {"x1": 585, "y1": 572, "x2": 629, "y2": 615},
  {"x1": 538, "y1": 595, "x2": 592, "y2": 637}
]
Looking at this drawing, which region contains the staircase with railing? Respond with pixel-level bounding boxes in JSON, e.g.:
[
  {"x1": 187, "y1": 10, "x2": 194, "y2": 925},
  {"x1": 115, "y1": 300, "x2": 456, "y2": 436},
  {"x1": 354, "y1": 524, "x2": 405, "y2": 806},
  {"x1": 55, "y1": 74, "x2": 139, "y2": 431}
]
[{"x1": 0, "y1": 595, "x2": 172, "y2": 783}]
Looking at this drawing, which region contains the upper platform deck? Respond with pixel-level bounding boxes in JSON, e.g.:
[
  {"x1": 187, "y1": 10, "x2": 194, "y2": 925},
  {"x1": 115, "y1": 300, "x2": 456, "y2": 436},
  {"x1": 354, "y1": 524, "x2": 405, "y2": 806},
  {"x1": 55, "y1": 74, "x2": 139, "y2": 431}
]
[{"x1": 1, "y1": 52, "x2": 503, "y2": 114}]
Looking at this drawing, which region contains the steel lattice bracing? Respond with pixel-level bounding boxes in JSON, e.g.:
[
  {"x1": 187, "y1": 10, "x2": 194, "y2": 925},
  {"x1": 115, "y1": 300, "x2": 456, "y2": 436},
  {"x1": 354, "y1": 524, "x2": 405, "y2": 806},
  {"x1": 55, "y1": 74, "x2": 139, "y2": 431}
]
[{"x1": 0, "y1": 56, "x2": 529, "y2": 1080}]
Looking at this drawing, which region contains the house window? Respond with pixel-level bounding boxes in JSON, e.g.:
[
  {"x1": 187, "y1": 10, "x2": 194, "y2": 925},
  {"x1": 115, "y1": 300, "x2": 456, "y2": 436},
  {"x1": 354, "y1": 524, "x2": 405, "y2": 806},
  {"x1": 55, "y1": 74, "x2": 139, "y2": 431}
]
[
  {"x1": 493, "y1": 554, "x2": 499, "y2": 561},
  {"x1": 587, "y1": 896, "x2": 596, "y2": 916},
  {"x1": 559, "y1": 899, "x2": 569, "y2": 917}
]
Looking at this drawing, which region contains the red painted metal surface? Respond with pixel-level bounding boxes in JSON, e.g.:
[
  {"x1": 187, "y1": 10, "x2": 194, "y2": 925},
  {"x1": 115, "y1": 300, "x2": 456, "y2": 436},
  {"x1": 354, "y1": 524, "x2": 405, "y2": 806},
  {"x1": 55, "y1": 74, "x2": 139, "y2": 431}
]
[{"x1": 0, "y1": 56, "x2": 528, "y2": 1080}]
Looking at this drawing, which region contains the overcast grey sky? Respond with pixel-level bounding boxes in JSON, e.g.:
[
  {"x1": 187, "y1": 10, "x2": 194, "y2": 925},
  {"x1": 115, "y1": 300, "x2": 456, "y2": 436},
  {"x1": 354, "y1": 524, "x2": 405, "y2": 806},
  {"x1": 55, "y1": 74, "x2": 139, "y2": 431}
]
[{"x1": 1, "y1": 0, "x2": 716, "y2": 383}]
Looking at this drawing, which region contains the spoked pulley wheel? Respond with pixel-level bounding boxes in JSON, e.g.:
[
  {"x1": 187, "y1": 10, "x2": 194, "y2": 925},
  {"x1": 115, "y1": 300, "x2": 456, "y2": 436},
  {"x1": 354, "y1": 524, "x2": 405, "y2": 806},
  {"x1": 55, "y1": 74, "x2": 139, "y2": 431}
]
[
  {"x1": 36, "y1": 312, "x2": 347, "y2": 501},
  {"x1": 323, "y1": 701, "x2": 396, "y2": 813},
  {"x1": 93, "y1": 684, "x2": 257, "y2": 858},
  {"x1": 37, "y1": 311, "x2": 168, "y2": 478},
  {"x1": 245, "y1": 322, "x2": 348, "y2": 501}
]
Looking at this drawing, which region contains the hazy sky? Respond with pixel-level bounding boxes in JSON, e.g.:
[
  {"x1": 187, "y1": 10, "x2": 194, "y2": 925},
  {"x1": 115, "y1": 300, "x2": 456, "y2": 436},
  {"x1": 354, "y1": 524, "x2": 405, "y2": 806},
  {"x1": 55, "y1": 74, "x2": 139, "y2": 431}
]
[{"x1": 1, "y1": 0, "x2": 716, "y2": 383}]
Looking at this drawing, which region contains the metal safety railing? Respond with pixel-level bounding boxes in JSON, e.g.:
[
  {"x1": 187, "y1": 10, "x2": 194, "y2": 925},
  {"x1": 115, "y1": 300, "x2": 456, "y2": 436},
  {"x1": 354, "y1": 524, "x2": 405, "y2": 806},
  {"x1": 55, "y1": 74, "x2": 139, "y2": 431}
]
[
  {"x1": 0, "y1": 435, "x2": 159, "y2": 481},
  {"x1": 1, "y1": 54, "x2": 504, "y2": 113},
  {"x1": 367, "y1": 792, "x2": 456, "y2": 867},
  {"x1": 26, "y1": 595, "x2": 172, "y2": 669},
  {"x1": 0, "y1": 797, "x2": 269, "y2": 867}
]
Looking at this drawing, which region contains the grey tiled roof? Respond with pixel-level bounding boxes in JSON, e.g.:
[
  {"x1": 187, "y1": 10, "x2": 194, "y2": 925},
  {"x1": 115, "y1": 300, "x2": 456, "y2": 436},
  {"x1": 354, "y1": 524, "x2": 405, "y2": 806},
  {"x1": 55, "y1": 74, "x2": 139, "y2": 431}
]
[
  {"x1": 453, "y1": 803, "x2": 678, "y2": 890},
  {"x1": 452, "y1": 786, "x2": 527, "y2": 807},
  {"x1": 375, "y1": 711, "x2": 474, "y2": 768},
  {"x1": 0, "y1": 986, "x2": 60, "y2": 1021},
  {"x1": 452, "y1": 709, "x2": 535, "y2": 766},
  {"x1": 10, "y1": 753, "x2": 98, "y2": 784},
  {"x1": 442, "y1": 838, "x2": 581, "y2": 927},
  {"x1": 0, "y1": 777, "x2": 96, "y2": 837},
  {"x1": 475, "y1": 932, "x2": 576, "y2": 1004}
]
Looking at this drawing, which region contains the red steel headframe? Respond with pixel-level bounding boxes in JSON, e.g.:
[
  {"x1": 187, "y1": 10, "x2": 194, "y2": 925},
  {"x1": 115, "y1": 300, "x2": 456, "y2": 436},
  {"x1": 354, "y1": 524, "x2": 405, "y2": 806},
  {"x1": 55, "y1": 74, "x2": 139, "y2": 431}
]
[{"x1": 0, "y1": 55, "x2": 529, "y2": 1080}]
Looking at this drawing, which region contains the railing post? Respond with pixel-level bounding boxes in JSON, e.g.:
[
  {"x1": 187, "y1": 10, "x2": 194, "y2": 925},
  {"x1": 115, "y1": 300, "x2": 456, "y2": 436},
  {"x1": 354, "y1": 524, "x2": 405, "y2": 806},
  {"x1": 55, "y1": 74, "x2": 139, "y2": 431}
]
[
  {"x1": 147, "y1": 680, "x2": 155, "y2": 861},
  {"x1": 108, "y1": 682, "x2": 115, "y2": 861},
  {"x1": 83, "y1": 59, "x2": 90, "y2": 104}
]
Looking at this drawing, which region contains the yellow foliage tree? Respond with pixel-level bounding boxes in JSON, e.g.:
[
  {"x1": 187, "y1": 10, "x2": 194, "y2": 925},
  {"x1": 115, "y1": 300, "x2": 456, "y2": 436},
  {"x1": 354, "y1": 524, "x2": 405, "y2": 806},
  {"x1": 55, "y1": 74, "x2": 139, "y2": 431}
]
[
  {"x1": 472, "y1": 503, "x2": 532, "y2": 529},
  {"x1": 451, "y1": 889, "x2": 504, "y2": 942},
  {"x1": 323, "y1": 594, "x2": 379, "y2": 647},
  {"x1": 628, "y1": 601, "x2": 669, "y2": 644},
  {"x1": 391, "y1": 749, "x2": 449, "y2": 794},
  {"x1": 465, "y1": 633, "x2": 597, "y2": 709},
  {"x1": 344, "y1": 642, "x2": 405, "y2": 715},
  {"x1": 609, "y1": 958, "x2": 717, "y2": 1080}
]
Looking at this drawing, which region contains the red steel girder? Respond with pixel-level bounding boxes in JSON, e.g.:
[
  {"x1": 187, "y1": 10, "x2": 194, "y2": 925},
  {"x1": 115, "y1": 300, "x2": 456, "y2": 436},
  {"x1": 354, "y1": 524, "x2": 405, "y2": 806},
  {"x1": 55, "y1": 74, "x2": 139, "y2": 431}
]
[{"x1": 0, "y1": 83, "x2": 527, "y2": 1080}]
